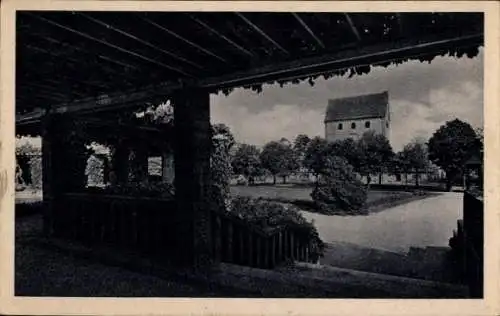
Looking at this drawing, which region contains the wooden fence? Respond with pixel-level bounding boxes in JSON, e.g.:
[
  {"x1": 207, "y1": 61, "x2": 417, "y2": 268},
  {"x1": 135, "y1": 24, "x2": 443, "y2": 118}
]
[
  {"x1": 52, "y1": 193, "x2": 317, "y2": 269},
  {"x1": 211, "y1": 210, "x2": 317, "y2": 269},
  {"x1": 53, "y1": 193, "x2": 176, "y2": 256},
  {"x1": 462, "y1": 191, "x2": 484, "y2": 298}
]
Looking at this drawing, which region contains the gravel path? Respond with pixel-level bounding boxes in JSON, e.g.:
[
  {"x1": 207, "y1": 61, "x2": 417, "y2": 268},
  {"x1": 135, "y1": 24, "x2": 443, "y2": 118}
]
[{"x1": 301, "y1": 192, "x2": 462, "y2": 253}]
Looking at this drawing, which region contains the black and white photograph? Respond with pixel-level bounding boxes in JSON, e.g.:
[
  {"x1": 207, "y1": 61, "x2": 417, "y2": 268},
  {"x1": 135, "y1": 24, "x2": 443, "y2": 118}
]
[{"x1": 1, "y1": 1, "x2": 499, "y2": 315}]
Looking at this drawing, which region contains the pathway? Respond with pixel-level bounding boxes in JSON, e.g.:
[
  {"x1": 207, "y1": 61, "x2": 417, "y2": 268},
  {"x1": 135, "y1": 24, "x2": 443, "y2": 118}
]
[{"x1": 302, "y1": 192, "x2": 463, "y2": 253}]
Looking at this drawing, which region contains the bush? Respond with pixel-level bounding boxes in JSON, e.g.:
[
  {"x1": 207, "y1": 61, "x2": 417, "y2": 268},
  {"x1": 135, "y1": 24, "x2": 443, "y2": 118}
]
[
  {"x1": 85, "y1": 182, "x2": 175, "y2": 199},
  {"x1": 229, "y1": 196, "x2": 325, "y2": 262},
  {"x1": 311, "y1": 156, "x2": 368, "y2": 215}
]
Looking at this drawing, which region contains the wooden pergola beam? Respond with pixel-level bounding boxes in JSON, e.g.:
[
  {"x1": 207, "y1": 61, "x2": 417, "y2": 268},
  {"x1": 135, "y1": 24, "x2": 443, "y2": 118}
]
[
  {"x1": 344, "y1": 13, "x2": 361, "y2": 41},
  {"x1": 292, "y1": 13, "x2": 325, "y2": 49},
  {"x1": 140, "y1": 14, "x2": 228, "y2": 63},
  {"x1": 78, "y1": 12, "x2": 204, "y2": 70},
  {"x1": 235, "y1": 13, "x2": 289, "y2": 56},
  {"x1": 27, "y1": 13, "x2": 195, "y2": 78},
  {"x1": 16, "y1": 32, "x2": 482, "y2": 127},
  {"x1": 188, "y1": 14, "x2": 255, "y2": 59},
  {"x1": 201, "y1": 32, "x2": 482, "y2": 89},
  {"x1": 22, "y1": 30, "x2": 142, "y2": 71}
]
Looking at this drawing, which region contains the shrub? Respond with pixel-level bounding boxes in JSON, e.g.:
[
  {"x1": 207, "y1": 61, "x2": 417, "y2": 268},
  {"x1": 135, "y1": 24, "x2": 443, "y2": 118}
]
[
  {"x1": 228, "y1": 196, "x2": 325, "y2": 261},
  {"x1": 311, "y1": 156, "x2": 368, "y2": 215},
  {"x1": 85, "y1": 182, "x2": 175, "y2": 199}
]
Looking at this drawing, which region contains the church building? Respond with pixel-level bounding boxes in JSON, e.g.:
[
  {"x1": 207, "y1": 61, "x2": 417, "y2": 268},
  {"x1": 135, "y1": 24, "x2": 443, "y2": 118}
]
[{"x1": 325, "y1": 91, "x2": 391, "y2": 143}]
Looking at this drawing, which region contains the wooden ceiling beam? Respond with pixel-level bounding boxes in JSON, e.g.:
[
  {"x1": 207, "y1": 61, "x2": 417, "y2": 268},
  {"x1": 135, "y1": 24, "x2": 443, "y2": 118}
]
[
  {"x1": 292, "y1": 13, "x2": 325, "y2": 49},
  {"x1": 188, "y1": 14, "x2": 255, "y2": 59},
  {"x1": 140, "y1": 14, "x2": 228, "y2": 63},
  {"x1": 27, "y1": 13, "x2": 195, "y2": 78},
  {"x1": 77, "y1": 12, "x2": 204, "y2": 70},
  {"x1": 16, "y1": 31, "x2": 482, "y2": 125},
  {"x1": 23, "y1": 31, "x2": 142, "y2": 71},
  {"x1": 235, "y1": 13, "x2": 289, "y2": 56},
  {"x1": 344, "y1": 13, "x2": 362, "y2": 41},
  {"x1": 200, "y1": 32, "x2": 483, "y2": 89}
]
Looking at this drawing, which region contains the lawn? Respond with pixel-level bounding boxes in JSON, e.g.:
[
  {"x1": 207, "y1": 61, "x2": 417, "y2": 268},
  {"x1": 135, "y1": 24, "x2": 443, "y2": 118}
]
[
  {"x1": 231, "y1": 185, "x2": 401, "y2": 204},
  {"x1": 230, "y1": 184, "x2": 437, "y2": 215}
]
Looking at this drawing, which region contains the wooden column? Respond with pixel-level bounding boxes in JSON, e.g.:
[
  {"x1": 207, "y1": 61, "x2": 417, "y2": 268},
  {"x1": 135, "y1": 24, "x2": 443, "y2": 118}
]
[
  {"x1": 173, "y1": 87, "x2": 213, "y2": 268},
  {"x1": 111, "y1": 140, "x2": 130, "y2": 185},
  {"x1": 41, "y1": 114, "x2": 88, "y2": 236},
  {"x1": 41, "y1": 115, "x2": 56, "y2": 236}
]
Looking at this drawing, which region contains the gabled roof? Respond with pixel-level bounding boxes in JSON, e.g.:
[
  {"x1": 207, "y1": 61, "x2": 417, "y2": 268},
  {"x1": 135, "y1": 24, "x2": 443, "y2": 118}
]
[{"x1": 325, "y1": 91, "x2": 389, "y2": 122}]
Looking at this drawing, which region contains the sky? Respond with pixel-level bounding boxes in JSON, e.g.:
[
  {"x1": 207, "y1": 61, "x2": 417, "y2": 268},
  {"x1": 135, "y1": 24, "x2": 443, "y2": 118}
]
[
  {"x1": 18, "y1": 49, "x2": 483, "y2": 153},
  {"x1": 210, "y1": 49, "x2": 484, "y2": 152}
]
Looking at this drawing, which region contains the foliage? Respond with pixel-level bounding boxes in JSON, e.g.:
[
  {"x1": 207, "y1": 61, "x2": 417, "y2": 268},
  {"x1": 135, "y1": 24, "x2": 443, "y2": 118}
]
[
  {"x1": 86, "y1": 182, "x2": 175, "y2": 199},
  {"x1": 400, "y1": 140, "x2": 429, "y2": 186},
  {"x1": 328, "y1": 138, "x2": 361, "y2": 170},
  {"x1": 209, "y1": 123, "x2": 235, "y2": 210},
  {"x1": 294, "y1": 134, "x2": 311, "y2": 155},
  {"x1": 218, "y1": 44, "x2": 481, "y2": 97},
  {"x1": 260, "y1": 139, "x2": 299, "y2": 184},
  {"x1": 356, "y1": 131, "x2": 394, "y2": 185},
  {"x1": 231, "y1": 144, "x2": 262, "y2": 182},
  {"x1": 229, "y1": 196, "x2": 325, "y2": 261},
  {"x1": 303, "y1": 136, "x2": 330, "y2": 180},
  {"x1": 85, "y1": 155, "x2": 105, "y2": 186},
  {"x1": 16, "y1": 142, "x2": 42, "y2": 189},
  {"x1": 311, "y1": 156, "x2": 368, "y2": 215},
  {"x1": 427, "y1": 119, "x2": 480, "y2": 190}
]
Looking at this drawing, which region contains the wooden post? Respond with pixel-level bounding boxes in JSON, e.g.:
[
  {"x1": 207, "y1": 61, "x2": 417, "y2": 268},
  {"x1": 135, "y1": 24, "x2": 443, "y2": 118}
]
[
  {"x1": 214, "y1": 215, "x2": 222, "y2": 262},
  {"x1": 226, "y1": 221, "x2": 234, "y2": 263},
  {"x1": 270, "y1": 234, "x2": 277, "y2": 268},
  {"x1": 173, "y1": 87, "x2": 213, "y2": 269},
  {"x1": 248, "y1": 233, "x2": 254, "y2": 266}
]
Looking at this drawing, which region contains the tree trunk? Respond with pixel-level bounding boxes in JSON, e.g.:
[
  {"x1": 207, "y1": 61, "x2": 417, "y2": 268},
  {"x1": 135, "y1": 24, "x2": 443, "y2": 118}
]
[
  {"x1": 282, "y1": 175, "x2": 287, "y2": 184},
  {"x1": 366, "y1": 174, "x2": 371, "y2": 190},
  {"x1": 378, "y1": 173, "x2": 382, "y2": 185},
  {"x1": 273, "y1": 175, "x2": 276, "y2": 185},
  {"x1": 415, "y1": 170, "x2": 420, "y2": 187}
]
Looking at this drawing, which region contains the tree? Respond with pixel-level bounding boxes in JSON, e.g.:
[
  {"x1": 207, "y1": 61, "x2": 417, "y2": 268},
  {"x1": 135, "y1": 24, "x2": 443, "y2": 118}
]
[
  {"x1": 260, "y1": 139, "x2": 300, "y2": 184},
  {"x1": 293, "y1": 134, "x2": 311, "y2": 168},
  {"x1": 329, "y1": 138, "x2": 360, "y2": 170},
  {"x1": 303, "y1": 136, "x2": 330, "y2": 187},
  {"x1": 356, "y1": 131, "x2": 394, "y2": 188},
  {"x1": 401, "y1": 140, "x2": 429, "y2": 187},
  {"x1": 231, "y1": 144, "x2": 261, "y2": 185},
  {"x1": 427, "y1": 119, "x2": 479, "y2": 191}
]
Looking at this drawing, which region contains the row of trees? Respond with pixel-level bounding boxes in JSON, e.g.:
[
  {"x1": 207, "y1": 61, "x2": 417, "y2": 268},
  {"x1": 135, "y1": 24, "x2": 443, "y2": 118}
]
[
  {"x1": 230, "y1": 118, "x2": 483, "y2": 191},
  {"x1": 15, "y1": 118, "x2": 483, "y2": 193}
]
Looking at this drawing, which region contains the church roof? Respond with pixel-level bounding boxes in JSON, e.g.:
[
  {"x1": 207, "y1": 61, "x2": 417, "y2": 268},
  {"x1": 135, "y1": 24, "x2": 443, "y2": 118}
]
[{"x1": 325, "y1": 91, "x2": 389, "y2": 122}]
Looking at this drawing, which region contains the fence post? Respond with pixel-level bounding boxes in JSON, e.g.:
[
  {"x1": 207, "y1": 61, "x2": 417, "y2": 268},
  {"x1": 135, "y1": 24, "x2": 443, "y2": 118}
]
[
  {"x1": 214, "y1": 215, "x2": 222, "y2": 262},
  {"x1": 270, "y1": 234, "x2": 277, "y2": 268},
  {"x1": 256, "y1": 236, "x2": 262, "y2": 268},
  {"x1": 277, "y1": 231, "x2": 283, "y2": 262},
  {"x1": 226, "y1": 221, "x2": 234, "y2": 263},
  {"x1": 248, "y1": 232, "x2": 254, "y2": 266}
]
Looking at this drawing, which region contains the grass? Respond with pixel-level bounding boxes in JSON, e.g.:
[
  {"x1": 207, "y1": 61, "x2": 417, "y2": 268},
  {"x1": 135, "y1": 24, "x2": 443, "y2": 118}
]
[{"x1": 230, "y1": 185, "x2": 438, "y2": 216}]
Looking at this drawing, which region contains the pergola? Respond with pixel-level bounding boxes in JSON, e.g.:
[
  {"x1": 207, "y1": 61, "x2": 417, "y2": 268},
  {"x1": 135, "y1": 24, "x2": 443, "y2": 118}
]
[{"x1": 15, "y1": 11, "x2": 483, "y2": 268}]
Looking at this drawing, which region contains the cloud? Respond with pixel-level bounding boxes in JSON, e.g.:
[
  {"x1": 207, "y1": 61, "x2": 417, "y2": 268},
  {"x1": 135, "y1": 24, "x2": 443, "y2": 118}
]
[
  {"x1": 211, "y1": 50, "x2": 483, "y2": 152},
  {"x1": 211, "y1": 102, "x2": 324, "y2": 147}
]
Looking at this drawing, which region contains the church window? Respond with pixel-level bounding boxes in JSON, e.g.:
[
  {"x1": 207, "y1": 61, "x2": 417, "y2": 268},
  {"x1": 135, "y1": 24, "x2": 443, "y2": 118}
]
[
  {"x1": 338, "y1": 123, "x2": 343, "y2": 130},
  {"x1": 365, "y1": 121, "x2": 371, "y2": 128},
  {"x1": 351, "y1": 122, "x2": 356, "y2": 129}
]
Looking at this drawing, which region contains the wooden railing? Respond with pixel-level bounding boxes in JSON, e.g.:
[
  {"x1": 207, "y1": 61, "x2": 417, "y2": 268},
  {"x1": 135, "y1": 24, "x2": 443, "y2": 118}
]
[
  {"x1": 462, "y1": 191, "x2": 484, "y2": 298},
  {"x1": 210, "y1": 210, "x2": 317, "y2": 269},
  {"x1": 52, "y1": 193, "x2": 318, "y2": 270},
  {"x1": 53, "y1": 193, "x2": 176, "y2": 256}
]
